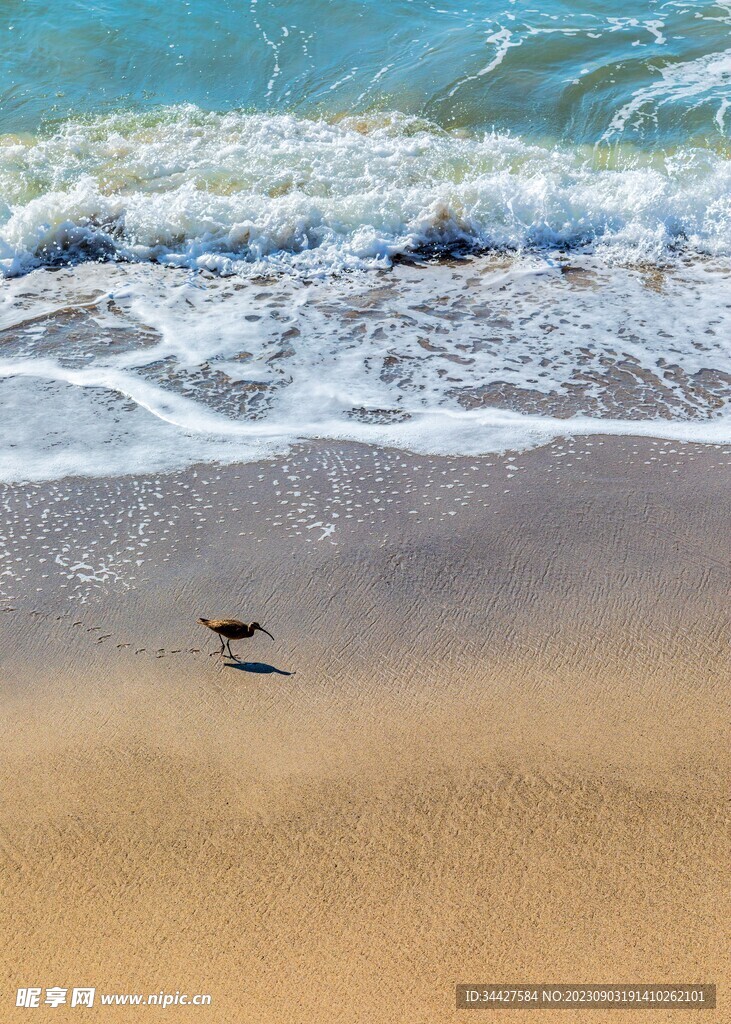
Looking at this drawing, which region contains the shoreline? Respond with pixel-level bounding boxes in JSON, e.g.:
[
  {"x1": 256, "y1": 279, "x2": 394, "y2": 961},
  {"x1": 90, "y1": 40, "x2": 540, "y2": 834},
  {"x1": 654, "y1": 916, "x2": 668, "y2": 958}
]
[
  {"x1": 3, "y1": 255, "x2": 731, "y2": 486},
  {"x1": 1, "y1": 436, "x2": 729, "y2": 1022}
]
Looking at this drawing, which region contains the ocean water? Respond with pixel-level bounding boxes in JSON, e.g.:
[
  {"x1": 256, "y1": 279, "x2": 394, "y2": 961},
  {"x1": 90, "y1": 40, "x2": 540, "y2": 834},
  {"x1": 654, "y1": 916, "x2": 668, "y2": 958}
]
[{"x1": 1, "y1": 0, "x2": 730, "y2": 479}]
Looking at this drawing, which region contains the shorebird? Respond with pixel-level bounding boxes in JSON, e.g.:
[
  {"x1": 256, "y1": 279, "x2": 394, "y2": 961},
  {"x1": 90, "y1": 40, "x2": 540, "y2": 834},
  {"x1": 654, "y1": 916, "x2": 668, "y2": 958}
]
[{"x1": 198, "y1": 617, "x2": 274, "y2": 659}]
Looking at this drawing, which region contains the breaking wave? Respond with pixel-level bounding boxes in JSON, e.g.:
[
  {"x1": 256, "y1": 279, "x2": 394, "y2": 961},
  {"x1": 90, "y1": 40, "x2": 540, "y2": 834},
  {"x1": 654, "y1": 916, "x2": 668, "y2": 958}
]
[{"x1": 2, "y1": 108, "x2": 731, "y2": 278}]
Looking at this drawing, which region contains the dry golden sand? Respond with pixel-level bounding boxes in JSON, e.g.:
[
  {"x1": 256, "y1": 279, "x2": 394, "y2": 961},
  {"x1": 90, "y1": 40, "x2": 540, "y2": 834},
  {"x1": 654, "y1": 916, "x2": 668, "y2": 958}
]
[{"x1": 0, "y1": 437, "x2": 729, "y2": 1023}]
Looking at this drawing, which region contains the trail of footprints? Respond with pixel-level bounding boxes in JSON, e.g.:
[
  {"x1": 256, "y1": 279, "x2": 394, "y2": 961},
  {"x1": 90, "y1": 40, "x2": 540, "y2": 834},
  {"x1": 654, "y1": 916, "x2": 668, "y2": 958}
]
[{"x1": 1, "y1": 604, "x2": 209, "y2": 660}]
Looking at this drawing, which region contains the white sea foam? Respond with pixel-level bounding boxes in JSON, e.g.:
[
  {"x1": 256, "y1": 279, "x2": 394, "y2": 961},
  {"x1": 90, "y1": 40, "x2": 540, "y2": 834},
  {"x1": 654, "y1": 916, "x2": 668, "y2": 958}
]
[
  {"x1": 2, "y1": 109, "x2": 731, "y2": 279},
  {"x1": 1, "y1": 257, "x2": 730, "y2": 482},
  {"x1": 447, "y1": 26, "x2": 523, "y2": 97},
  {"x1": 602, "y1": 47, "x2": 731, "y2": 141},
  {"x1": 1, "y1": 380, "x2": 728, "y2": 485}
]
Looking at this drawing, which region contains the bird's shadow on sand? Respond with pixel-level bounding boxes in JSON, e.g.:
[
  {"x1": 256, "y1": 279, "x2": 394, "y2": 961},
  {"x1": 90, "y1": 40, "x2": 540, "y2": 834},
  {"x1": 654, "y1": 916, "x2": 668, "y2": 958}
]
[{"x1": 225, "y1": 660, "x2": 295, "y2": 676}]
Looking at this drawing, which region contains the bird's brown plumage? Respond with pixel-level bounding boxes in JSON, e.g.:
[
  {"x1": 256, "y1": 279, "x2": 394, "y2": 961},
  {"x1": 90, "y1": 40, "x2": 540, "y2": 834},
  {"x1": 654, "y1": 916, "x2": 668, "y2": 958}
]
[{"x1": 198, "y1": 617, "x2": 274, "y2": 657}]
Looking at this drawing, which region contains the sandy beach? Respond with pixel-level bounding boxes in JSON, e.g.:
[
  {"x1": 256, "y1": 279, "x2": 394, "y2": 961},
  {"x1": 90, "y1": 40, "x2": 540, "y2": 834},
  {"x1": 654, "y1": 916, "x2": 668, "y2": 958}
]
[{"x1": 1, "y1": 436, "x2": 728, "y2": 1022}]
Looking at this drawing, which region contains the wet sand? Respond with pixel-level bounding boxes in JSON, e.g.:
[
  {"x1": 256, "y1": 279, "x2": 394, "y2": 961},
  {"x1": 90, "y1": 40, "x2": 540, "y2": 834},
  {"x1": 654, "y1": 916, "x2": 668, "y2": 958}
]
[{"x1": 1, "y1": 437, "x2": 729, "y2": 1022}]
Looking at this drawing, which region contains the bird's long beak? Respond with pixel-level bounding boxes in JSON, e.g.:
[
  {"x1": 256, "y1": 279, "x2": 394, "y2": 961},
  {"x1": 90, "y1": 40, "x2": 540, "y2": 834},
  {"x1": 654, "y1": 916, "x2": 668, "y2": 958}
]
[{"x1": 258, "y1": 627, "x2": 274, "y2": 641}]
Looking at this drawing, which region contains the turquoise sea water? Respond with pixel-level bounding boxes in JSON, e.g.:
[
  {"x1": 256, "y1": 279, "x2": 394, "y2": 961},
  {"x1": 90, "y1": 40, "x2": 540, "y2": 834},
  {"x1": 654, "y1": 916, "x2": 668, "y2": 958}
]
[
  {"x1": 3, "y1": 0, "x2": 731, "y2": 145},
  {"x1": 0, "y1": 1, "x2": 730, "y2": 481},
  {"x1": 2, "y1": 0, "x2": 731, "y2": 274}
]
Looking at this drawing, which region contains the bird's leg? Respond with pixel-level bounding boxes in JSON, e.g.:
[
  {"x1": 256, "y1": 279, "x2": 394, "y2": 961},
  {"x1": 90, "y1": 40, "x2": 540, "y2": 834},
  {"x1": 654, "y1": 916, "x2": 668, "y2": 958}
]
[
  {"x1": 226, "y1": 639, "x2": 234, "y2": 659},
  {"x1": 219, "y1": 636, "x2": 226, "y2": 656}
]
